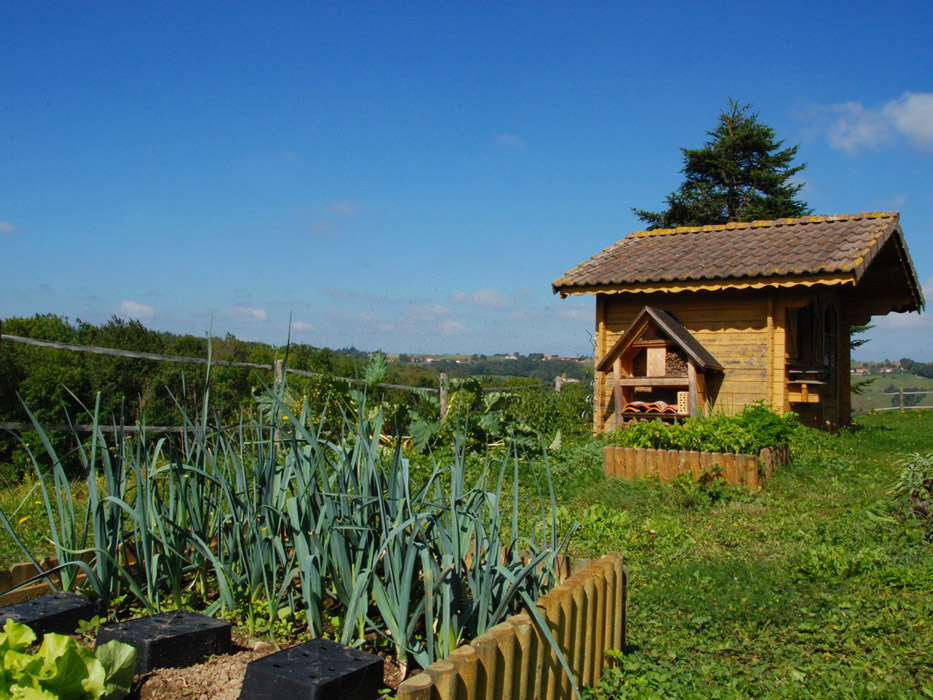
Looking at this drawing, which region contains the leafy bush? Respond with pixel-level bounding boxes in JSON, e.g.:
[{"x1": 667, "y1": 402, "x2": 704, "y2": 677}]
[
  {"x1": 611, "y1": 401, "x2": 797, "y2": 454},
  {"x1": 889, "y1": 451, "x2": 933, "y2": 527},
  {"x1": 0, "y1": 619, "x2": 136, "y2": 700},
  {"x1": 792, "y1": 544, "x2": 886, "y2": 583}
]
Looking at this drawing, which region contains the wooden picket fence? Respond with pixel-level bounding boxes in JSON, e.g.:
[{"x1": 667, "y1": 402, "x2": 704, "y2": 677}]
[
  {"x1": 397, "y1": 552, "x2": 628, "y2": 700},
  {"x1": 602, "y1": 444, "x2": 790, "y2": 489}
]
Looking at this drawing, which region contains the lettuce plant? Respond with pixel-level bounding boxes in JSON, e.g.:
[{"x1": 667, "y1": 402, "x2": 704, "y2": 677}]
[{"x1": 0, "y1": 619, "x2": 136, "y2": 700}]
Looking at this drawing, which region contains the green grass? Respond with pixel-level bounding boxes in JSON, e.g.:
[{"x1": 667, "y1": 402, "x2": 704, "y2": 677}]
[
  {"x1": 573, "y1": 410, "x2": 933, "y2": 698},
  {"x1": 3, "y1": 410, "x2": 933, "y2": 697},
  {"x1": 851, "y1": 372, "x2": 933, "y2": 414},
  {"x1": 0, "y1": 480, "x2": 88, "y2": 569}
]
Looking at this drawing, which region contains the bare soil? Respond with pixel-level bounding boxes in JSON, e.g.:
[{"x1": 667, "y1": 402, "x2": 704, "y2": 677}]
[{"x1": 130, "y1": 632, "x2": 404, "y2": 700}]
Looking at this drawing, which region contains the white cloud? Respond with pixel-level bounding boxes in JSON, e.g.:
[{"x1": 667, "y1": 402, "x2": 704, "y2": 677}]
[
  {"x1": 119, "y1": 300, "x2": 156, "y2": 319},
  {"x1": 0, "y1": 221, "x2": 18, "y2": 234},
  {"x1": 454, "y1": 289, "x2": 515, "y2": 308},
  {"x1": 826, "y1": 102, "x2": 892, "y2": 152},
  {"x1": 556, "y1": 305, "x2": 591, "y2": 322},
  {"x1": 221, "y1": 307, "x2": 268, "y2": 323},
  {"x1": 291, "y1": 321, "x2": 315, "y2": 331},
  {"x1": 813, "y1": 92, "x2": 933, "y2": 153},
  {"x1": 882, "y1": 92, "x2": 933, "y2": 149},
  {"x1": 439, "y1": 320, "x2": 468, "y2": 335},
  {"x1": 403, "y1": 304, "x2": 452, "y2": 322},
  {"x1": 872, "y1": 310, "x2": 931, "y2": 331}
]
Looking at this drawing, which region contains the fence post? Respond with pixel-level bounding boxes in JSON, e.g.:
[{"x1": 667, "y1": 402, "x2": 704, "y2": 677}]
[
  {"x1": 900, "y1": 388, "x2": 905, "y2": 410},
  {"x1": 274, "y1": 359, "x2": 284, "y2": 387},
  {"x1": 440, "y1": 372, "x2": 448, "y2": 419}
]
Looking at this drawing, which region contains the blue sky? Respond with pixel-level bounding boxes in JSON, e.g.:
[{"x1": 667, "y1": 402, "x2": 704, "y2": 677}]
[{"x1": 2, "y1": 1, "x2": 931, "y2": 360}]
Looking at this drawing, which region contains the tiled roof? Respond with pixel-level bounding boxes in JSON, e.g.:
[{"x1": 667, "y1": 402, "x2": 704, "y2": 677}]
[{"x1": 553, "y1": 212, "x2": 910, "y2": 294}]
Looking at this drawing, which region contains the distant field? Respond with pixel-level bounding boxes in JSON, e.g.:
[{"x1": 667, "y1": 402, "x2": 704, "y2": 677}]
[{"x1": 851, "y1": 371, "x2": 933, "y2": 414}]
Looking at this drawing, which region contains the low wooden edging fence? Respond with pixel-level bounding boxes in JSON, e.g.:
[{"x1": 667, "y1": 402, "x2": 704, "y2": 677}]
[
  {"x1": 602, "y1": 444, "x2": 790, "y2": 490},
  {"x1": 397, "y1": 552, "x2": 628, "y2": 700},
  {"x1": 0, "y1": 557, "x2": 89, "y2": 607}
]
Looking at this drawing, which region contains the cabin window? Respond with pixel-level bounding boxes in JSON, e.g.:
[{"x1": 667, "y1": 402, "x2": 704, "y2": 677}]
[{"x1": 786, "y1": 303, "x2": 820, "y2": 366}]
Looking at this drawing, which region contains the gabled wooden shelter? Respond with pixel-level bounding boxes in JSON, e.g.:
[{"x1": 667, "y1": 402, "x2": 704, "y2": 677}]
[
  {"x1": 596, "y1": 306, "x2": 723, "y2": 424},
  {"x1": 553, "y1": 212, "x2": 924, "y2": 431}
]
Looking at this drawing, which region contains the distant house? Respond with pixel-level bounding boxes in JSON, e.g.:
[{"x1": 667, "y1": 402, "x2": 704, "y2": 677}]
[{"x1": 553, "y1": 212, "x2": 924, "y2": 431}]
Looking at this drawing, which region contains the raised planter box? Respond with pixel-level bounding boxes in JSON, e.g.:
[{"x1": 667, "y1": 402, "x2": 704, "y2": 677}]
[
  {"x1": 602, "y1": 444, "x2": 790, "y2": 489},
  {"x1": 239, "y1": 638, "x2": 383, "y2": 700},
  {"x1": 0, "y1": 591, "x2": 103, "y2": 639},
  {"x1": 95, "y1": 609, "x2": 231, "y2": 674}
]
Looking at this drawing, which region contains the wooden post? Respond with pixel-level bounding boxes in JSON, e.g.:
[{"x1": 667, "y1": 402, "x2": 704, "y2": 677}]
[
  {"x1": 612, "y1": 357, "x2": 624, "y2": 427},
  {"x1": 591, "y1": 566, "x2": 607, "y2": 683},
  {"x1": 745, "y1": 455, "x2": 759, "y2": 491},
  {"x1": 448, "y1": 645, "x2": 481, "y2": 700},
  {"x1": 634, "y1": 449, "x2": 647, "y2": 479},
  {"x1": 397, "y1": 673, "x2": 433, "y2": 700},
  {"x1": 473, "y1": 631, "x2": 502, "y2": 700},
  {"x1": 658, "y1": 449, "x2": 671, "y2": 484},
  {"x1": 538, "y1": 593, "x2": 560, "y2": 700},
  {"x1": 900, "y1": 388, "x2": 905, "y2": 410},
  {"x1": 766, "y1": 291, "x2": 775, "y2": 406},
  {"x1": 567, "y1": 576, "x2": 587, "y2": 688},
  {"x1": 556, "y1": 588, "x2": 574, "y2": 698},
  {"x1": 688, "y1": 451, "x2": 701, "y2": 481},
  {"x1": 645, "y1": 448, "x2": 658, "y2": 478},
  {"x1": 687, "y1": 359, "x2": 699, "y2": 416},
  {"x1": 274, "y1": 358, "x2": 284, "y2": 386},
  {"x1": 581, "y1": 573, "x2": 597, "y2": 688},
  {"x1": 506, "y1": 613, "x2": 536, "y2": 700},
  {"x1": 440, "y1": 372, "x2": 449, "y2": 419},
  {"x1": 603, "y1": 445, "x2": 616, "y2": 477},
  {"x1": 722, "y1": 453, "x2": 735, "y2": 485},
  {"x1": 425, "y1": 660, "x2": 458, "y2": 700}
]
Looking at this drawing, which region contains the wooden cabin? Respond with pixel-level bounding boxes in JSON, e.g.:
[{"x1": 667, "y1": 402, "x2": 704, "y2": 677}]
[{"x1": 552, "y1": 212, "x2": 924, "y2": 431}]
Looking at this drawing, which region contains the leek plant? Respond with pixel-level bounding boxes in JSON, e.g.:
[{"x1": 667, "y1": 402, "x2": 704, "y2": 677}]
[{"x1": 0, "y1": 376, "x2": 576, "y2": 671}]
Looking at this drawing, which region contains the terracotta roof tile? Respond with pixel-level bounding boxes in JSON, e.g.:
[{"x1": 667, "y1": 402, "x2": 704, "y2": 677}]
[{"x1": 553, "y1": 212, "x2": 903, "y2": 292}]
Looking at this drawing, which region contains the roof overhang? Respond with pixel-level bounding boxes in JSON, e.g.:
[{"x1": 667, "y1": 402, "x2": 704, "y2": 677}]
[{"x1": 554, "y1": 272, "x2": 857, "y2": 298}]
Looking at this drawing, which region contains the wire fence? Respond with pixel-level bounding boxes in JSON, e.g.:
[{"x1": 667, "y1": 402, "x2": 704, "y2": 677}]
[{"x1": 0, "y1": 331, "x2": 547, "y2": 434}]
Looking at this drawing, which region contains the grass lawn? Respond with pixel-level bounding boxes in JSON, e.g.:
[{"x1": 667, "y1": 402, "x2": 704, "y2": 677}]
[{"x1": 572, "y1": 410, "x2": 933, "y2": 698}]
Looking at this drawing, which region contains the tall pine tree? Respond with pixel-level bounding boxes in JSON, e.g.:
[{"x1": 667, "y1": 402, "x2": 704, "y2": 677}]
[{"x1": 634, "y1": 100, "x2": 810, "y2": 229}]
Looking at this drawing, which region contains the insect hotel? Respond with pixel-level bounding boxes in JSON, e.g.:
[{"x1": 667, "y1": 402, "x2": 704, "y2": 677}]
[{"x1": 553, "y1": 212, "x2": 924, "y2": 431}]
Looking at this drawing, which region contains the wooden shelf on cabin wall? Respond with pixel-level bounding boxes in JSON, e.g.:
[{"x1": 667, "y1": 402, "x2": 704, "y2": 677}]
[{"x1": 786, "y1": 367, "x2": 825, "y2": 404}]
